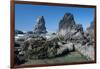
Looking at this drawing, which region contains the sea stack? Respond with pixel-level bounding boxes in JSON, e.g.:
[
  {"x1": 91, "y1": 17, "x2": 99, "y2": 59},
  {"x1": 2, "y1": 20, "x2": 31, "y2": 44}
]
[
  {"x1": 58, "y1": 13, "x2": 76, "y2": 36},
  {"x1": 33, "y1": 16, "x2": 47, "y2": 34},
  {"x1": 58, "y1": 13, "x2": 84, "y2": 40}
]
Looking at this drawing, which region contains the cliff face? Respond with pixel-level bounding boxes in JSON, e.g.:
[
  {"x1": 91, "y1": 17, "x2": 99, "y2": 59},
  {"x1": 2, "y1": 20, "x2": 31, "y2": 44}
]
[{"x1": 33, "y1": 16, "x2": 47, "y2": 34}]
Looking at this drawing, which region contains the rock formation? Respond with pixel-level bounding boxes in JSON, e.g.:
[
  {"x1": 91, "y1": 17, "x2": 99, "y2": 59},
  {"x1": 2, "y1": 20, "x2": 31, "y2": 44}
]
[
  {"x1": 33, "y1": 16, "x2": 47, "y2": 34},
  {"x1": 59, "y1": 13, "x2": 75, "y2": 29},
  {"x1": 85, "y1": 21, "x2": 95, "y2": 47},
  {"x1": 86, "y1": 21, "x2": 94, "y2": 39},
  {"x1": 58, "y1": 13, "x2": 84, "y2": 41},
  {"x1": 20, "y1": 36, "x2": 75, "y2": 59},
  {"x1": 58, "y1": 13, "x2": 95, "y2": 60},
  {"x1": 59, "y1": 13, "x2": 75, "y2": 36},
  {"x1": 15, "y1": 29, "x2": 24, "y2": 35}
]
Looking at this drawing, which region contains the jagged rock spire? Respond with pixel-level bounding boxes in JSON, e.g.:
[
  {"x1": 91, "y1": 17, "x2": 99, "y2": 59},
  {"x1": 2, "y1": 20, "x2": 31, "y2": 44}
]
[
  {"x1": 33, "y1": 16, "x2": 47, "y2": 34},
  {"x1": 59, "y1": 13, "x2": 75, "y2": 31}
]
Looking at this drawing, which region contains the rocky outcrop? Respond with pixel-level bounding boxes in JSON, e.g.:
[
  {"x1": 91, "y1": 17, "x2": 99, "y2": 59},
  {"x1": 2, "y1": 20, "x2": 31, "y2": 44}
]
[
  {"x1": 58, "y1": 13, "x2": 95, "y2": 60},
  {"x1": 15, "y1": 29, "x2": 24, "y2": 35},
  {"x1": 59, "y1": 13, "x2": 75, "y2": 36},
  {"x1": 84, "y1": 21, "x2": 95, "y2": 48},
  {"x1": 58, "y1": 13, "x2": 84, "y2": 41},
  {"x1": 86, "y1": 21, "x2": 94, "y2": 40},
  {"x1": 20, "y1": 37, "x2": 75, "y2": 59},
  {"x1": 59, "y1": 13, "x2": 75, "y2": 30},
  {"x1": 14, "y1": 36, "x2": 75, "y2": 61},
  {"x1": 33, "y1": 16, "x2": 47, "y2": 34},
  {"x1": 87, "y1": 21, "x2": 94, "y2": 30}
]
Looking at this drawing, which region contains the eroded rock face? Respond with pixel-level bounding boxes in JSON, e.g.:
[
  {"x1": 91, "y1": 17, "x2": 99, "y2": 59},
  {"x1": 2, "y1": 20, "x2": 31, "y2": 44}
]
[
  {"x1": 86, "y1": 21, "x2": 94, "y2": 39},
  {"x1": 58, "y1": 13, "x2": 95, "y2": 60},
  {"x1": 84, "y1": 21, "x2": 95, "y2": 48},
  {"x1": 87, "y1": 21, "x2": 94, "y2": 30},
  {"x1": 58, "y1": 13, "x2": 84, "y2": 41},
  {"x1": 33, "y1": 16, "x2": 47, "y2": 34},
  {"x1": 16, "y1": 36, "x2": 75, "y2": 60},
  {"x1": 59, "y1": 13, "x2": 75, "y2": 29},
  {"x1": 59, "y1": 13, "x2": 75, "y2": 36}
]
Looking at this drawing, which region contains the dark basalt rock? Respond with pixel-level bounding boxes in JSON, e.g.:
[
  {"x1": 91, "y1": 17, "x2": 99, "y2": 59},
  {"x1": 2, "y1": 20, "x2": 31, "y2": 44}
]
[
  {"x1": 33, "y1": 16, "x2": 47, "y2": 34},
  {"x1": 15, "y1": 29, "x2": 24, "y2": 35}
]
